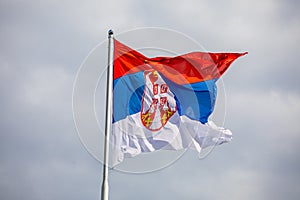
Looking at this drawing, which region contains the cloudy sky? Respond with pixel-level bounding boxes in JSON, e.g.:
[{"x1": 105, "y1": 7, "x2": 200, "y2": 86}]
[{"x1": 1, "y1": 0, "x2": 300, "y2": 200}]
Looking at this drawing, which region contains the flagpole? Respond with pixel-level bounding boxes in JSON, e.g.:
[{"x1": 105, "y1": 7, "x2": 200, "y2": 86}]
[{"x1": 101, "y1": 29, "x2": 114, "y2": 200}]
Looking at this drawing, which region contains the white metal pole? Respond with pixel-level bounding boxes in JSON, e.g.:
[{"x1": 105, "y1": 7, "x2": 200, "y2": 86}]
[{"x1": 101, "y1": 29, "x2": 114, "y2": 200}]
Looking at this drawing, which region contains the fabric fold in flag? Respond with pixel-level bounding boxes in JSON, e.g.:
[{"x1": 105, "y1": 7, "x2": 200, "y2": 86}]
[{"x1": 110, "y1": 39, "x2": 247, "y2": 167}]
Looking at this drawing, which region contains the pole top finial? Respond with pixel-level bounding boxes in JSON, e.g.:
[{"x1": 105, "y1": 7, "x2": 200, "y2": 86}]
[{"x1": 108, "y1": 30, "x2": 113, "y2": 36}]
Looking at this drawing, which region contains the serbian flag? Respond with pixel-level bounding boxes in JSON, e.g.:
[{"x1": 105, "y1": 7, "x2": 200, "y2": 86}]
[{"x1": 110, "y1": 39, "x2": 247, "y2": 166}]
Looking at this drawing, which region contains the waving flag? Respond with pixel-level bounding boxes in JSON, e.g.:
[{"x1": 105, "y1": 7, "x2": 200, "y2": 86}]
[{"x1": 110, "y1": 39, "x2": 247, "y2": 166}]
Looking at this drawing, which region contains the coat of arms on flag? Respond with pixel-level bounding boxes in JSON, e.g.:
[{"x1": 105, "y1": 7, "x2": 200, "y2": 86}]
[
  {"x1": 110, "y1": 38, "x2": 247, "y2": 167},
  {"x1": 141, "y1": 70, "x2": 177, "y2": 131}
]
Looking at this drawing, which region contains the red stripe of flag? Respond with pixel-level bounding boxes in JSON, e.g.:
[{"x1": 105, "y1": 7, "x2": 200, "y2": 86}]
[{"x1": 114, "y1": 39, "x2": 247, "y2": 85}]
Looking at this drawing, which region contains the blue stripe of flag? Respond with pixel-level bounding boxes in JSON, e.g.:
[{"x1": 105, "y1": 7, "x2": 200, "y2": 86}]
[{"x1": 113, "y1": 72, "x2": 217, "y2": 124}]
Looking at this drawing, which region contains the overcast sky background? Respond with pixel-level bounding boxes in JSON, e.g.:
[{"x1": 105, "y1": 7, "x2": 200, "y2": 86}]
[{"x1": 1, "y1": 0, "x2": 300, "y2": 200}]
